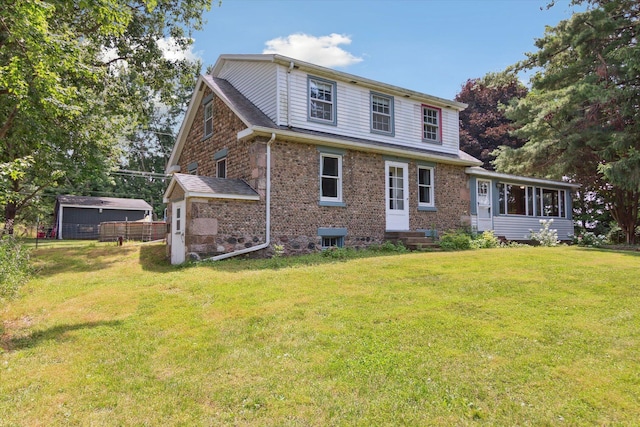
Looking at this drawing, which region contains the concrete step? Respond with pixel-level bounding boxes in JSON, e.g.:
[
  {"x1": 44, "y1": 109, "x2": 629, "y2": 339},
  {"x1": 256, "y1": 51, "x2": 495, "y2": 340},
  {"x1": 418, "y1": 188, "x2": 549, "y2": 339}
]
[
  {"x1": 384, "y1": 231, "x2": 440, "y2": 251},
  {"x1": 384, "y1": 231, "x2": 426, "y2": 239}
]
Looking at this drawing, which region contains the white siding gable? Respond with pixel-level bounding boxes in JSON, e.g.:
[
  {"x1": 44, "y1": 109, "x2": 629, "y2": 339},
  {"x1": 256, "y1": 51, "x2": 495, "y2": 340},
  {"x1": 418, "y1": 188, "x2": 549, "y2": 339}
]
[
  {"x1": 285, "y1": 67, "x2": 460, "y2": 155},
  {"x1": 216, "y1": 60, "x2": 279, "y2": 123},
  {"x1": 213, "y1": 58, "x2": 462, "y2": 156}
]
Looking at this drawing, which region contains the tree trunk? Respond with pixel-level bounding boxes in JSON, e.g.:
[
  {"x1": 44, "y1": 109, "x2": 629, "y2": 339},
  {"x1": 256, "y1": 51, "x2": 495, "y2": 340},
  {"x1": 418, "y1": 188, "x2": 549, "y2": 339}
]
[
  {"x1": 609, "y1": 188, "x2": 639, "y2": 245},
  {"x1": 3, "y1": 202, "x2": 17, "y2": 236}
]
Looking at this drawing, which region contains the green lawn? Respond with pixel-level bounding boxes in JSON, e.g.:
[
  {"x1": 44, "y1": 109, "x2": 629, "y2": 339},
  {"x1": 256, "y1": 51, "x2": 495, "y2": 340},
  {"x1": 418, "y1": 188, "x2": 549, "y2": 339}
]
[{"x1": 1, "y1": 243, "x2": 639, "y2": 425}]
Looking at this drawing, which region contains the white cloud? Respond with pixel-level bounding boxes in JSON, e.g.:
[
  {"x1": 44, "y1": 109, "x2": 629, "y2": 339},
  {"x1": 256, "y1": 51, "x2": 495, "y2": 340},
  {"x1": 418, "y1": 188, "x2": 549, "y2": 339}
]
[
  {"x1": 100, "y1": 37, "x2": 202, "y2": 70},
  {"x1": 263, "y1": 33, "x2": 363, "y2": 68},
  {"x1": 156, "y1": 37, "x2": 202, "y2": 63}
]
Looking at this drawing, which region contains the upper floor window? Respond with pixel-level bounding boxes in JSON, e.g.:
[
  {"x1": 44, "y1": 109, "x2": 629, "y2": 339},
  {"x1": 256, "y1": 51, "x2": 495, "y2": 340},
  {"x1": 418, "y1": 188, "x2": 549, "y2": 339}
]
[
  {"x1": 320, "y1": 153, "x2": 342, "y2": 202},
  {"x1": 422, "y1": 105, "x2": 441, "y2": 143},
  {"x1": 187, "y1": 161, "x2": 198, "y2": 175},
  {"x1": 418, "y1": 166, "x2": 434, "y2": 207},
  {"x1": 308, "y1": 77, "x2": 336, "y2": 125},
  {"x1": 371, "y1": 92, "x2": 394, "y2": 135},
  {"x1": 204, "y1": 100, "x2": 214, "y2": 138},
  {"x1": 214, "y1": 148, "x2": 227, "y2": 178},
  {"x1": 216, "y1": 157, "x2": 226, "y2": 178}
]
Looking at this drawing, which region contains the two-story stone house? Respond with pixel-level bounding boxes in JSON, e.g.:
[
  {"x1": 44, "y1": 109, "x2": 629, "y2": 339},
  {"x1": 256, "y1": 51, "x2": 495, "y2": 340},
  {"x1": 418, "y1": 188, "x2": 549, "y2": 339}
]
[{"x1": 163, "y1": 54, "x2": 577, "y2": 264}]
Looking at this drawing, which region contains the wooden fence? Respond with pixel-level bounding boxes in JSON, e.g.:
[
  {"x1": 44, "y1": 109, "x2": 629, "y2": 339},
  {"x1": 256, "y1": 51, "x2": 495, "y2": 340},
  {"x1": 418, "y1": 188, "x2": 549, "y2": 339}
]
[{"x1": 98, "y1": 221, "x2": 167, "y2": 242}]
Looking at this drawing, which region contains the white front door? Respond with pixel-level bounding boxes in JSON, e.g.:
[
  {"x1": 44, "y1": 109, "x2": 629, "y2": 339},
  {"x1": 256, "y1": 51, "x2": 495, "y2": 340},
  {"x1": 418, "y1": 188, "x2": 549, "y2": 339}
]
[
  {"x1": 385, "y1": 161, "x2": 409, "y2": 231},
  {"x1": 171, "y1": 200, "x2": 186, "y2": 264},
  {"x1": 476, "y1": 179, "x2": 493, "y2": 232}
]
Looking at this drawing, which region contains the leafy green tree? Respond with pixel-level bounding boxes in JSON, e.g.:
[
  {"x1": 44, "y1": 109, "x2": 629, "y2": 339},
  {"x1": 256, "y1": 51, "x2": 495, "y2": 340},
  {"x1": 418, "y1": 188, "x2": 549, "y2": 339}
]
[
  {"x1": 495, "y1": 0, "x2": 640, "y2": 243},
  {"x1": 0, "y1": 0, "x2": 212, "y2": 234},
  {"x1": 455, "y1": 73, "x2": 528, "y2": 170}
]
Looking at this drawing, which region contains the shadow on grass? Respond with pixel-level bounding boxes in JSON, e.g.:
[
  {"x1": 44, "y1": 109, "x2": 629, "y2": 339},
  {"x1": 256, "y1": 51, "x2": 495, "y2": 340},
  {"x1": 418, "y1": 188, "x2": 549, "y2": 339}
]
[
  {"x1": 139, "y1": 244, "x2": 174, "y2": 272},
  {"x1": 189, "y1": 249, "x2": 416, "y2": 273},
  {"x1": 1, "y1": 320, "x2": 123, "y2": 352},
  {"x1": 33, "y1": 244, "x2": 140, "y2": 277},
  {"x1": 578, "y1": 246, "x2": 640, "y2": 257}
]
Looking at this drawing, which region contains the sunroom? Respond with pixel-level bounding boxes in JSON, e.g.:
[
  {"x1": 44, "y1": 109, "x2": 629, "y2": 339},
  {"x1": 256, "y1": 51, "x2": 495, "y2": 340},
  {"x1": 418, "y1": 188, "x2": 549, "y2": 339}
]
[{"x1": 466, "y1": 167, "x2": 580, "y2": 241}]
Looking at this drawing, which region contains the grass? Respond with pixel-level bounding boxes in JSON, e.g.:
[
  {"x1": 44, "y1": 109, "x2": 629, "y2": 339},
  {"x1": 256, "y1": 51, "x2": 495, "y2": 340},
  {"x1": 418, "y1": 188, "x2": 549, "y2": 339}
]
[{"x1": 1, "y1": 242, "x2": 639, "y2": 425}]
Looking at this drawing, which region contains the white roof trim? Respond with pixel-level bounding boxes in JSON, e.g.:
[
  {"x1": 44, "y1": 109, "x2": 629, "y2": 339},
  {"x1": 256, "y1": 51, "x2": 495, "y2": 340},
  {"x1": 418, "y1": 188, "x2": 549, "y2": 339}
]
[
  {"x1": 166, "y1": 75, "x2": 255, "y2": 172},
  {"x1": 466, "y1": 166, "x2": 580, "y2": 188},
  {"x1": 187, "y1": 192, "x2": 259, "y2": 201},
  {"x1": 162, "y1": 176, "x2": 260, "y2": 203},
  {"x1": 239, "y1": 126, "x2": 482, "y2": 167},
  {"x1": 211, "y1": 54, "x2": 467, "y2": 111},
  {"x1": 58, "y1": 204, "x2": 151, "y2": 211}
]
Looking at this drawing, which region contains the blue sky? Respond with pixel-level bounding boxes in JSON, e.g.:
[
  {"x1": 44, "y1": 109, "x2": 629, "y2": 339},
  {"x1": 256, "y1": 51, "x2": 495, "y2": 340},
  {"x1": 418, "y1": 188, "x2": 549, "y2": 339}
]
[{"x1": 188, "y1": 0, "x2": 582, "y2": 100}]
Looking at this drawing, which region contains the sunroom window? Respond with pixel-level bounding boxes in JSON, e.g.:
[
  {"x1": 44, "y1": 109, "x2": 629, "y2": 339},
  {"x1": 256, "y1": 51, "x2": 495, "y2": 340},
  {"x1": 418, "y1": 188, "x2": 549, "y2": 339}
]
[{"x1": 498, "y1": 183, "x2": 566, "y2": 218}]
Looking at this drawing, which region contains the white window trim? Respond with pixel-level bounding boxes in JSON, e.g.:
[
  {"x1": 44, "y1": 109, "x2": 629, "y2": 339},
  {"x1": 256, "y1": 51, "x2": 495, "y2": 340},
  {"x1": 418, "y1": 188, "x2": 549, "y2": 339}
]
[
  {"x1": 308, "y1": 76, "x2": 337, "y2": 125},
  {"x1": 216, "y1": 157, "x2": 226, "y2": 179},
  {"x1": 204, "y1": 101, "x2": 214, "y2": 138},
  {"x1": 422, "y1": 105, "x2": 441, "y2": 143},
  {"x1": 417, "y1": 166, "x2": 435, "y2": 208},
  {"x1": 498, "y1": 183, "x2": 567, "y2": 218},
  {"x1": 320, "y1": 153, "x2": 342, "y2": 203},
  {"x1": 321, "y1": 236, "x2": 344, "y2": 249},
  {"x1": 370, "y1": 92, "x2": 394, "y2": 135}
]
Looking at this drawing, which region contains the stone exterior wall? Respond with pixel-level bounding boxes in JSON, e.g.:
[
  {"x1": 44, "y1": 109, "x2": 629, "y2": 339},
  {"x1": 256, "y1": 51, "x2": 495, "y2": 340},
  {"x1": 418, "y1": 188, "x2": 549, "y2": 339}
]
[
  {"x1": 178, "y1": 87, "x2": 253, "y2": 182},
  {"x1": 409, "y1": 162, "x2": 471, "y2": 235},
  {"x1": 186, "y1": 198, "x2": 266, "y2": 257},
  {"x1": 168, "y1": 85, "x2": 471, "y2": 260},
  {"x1": 268, "y1": 140, "x2": 470, "y2": 255},
  {"x1": 168, "y1": 87, "x2": 269, "y2": 259}
]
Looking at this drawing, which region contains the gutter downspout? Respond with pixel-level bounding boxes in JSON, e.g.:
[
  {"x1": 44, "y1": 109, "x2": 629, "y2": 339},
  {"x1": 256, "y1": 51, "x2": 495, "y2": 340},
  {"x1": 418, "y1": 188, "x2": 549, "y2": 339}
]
[
  {"x1": 205, "y1": 132, "x2": 275, "y2": 261},
  {"x1": 287, "y1": 61, "x2": 294, "y2": 128}
]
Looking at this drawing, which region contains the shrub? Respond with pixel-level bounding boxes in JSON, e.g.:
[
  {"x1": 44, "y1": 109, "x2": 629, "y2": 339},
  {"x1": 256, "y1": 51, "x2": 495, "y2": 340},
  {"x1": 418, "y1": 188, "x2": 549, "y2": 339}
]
[
  {"x1": 321, "y1": 247, "x2": 354, "y2": 259},
  {"x1": 439, "y1": 230, "x2": 472, "y2": 251},
  {"x1": 574, "y1": 232, "x2": 607, "y2": 248},
  {"x1": 370, "y1": 241, "x2": 409, "y2": 253},
  {"x1": 529, "y1": 219, "x2": 559, "y2": 247},
  {"x1": 470, "y1": 230, "x2": 500, "y2": 249},
  {"x1": 0, "y1": 236, "x2": 32, "y2": 298},
  {"x1": 607, "y1": 226, "x2": 640, "y2": 245}
]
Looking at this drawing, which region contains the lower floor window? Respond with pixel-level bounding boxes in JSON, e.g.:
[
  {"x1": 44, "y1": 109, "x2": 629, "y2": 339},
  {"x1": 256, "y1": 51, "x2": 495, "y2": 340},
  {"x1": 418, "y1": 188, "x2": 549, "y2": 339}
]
[
  {"x1": 417, "y1": 166, "x2": 434, "y2": 207},
  {"x1": 322, "y1": 236, "x2": 344, "y2": 249}
]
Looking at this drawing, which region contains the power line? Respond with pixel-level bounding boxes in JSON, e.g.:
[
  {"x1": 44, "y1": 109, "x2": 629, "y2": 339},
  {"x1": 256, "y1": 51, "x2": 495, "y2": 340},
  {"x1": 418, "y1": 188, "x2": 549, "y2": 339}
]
[{"x1": 114, "y1": 169, "x2": 169, "y2": 179}]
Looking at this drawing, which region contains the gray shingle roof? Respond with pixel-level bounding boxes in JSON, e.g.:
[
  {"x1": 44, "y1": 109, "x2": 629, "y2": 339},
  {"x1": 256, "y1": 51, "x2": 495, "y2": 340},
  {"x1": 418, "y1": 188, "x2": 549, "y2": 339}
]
[
  {"x1": 57, "y1": 195, "x2": 152, "y2": 210},
  {"x1": 173, "y1": 174, "x2": 260, "y2": 198},
  {"x1": 204, "y1": 76, "x2": 277, "y2": 129}
]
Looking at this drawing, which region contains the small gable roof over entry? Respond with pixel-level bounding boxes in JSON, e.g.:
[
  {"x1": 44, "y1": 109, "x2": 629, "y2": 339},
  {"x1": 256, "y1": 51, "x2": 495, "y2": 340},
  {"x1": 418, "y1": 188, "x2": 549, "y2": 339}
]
[{"x1": 163, "y1": 173, "x2": 260, "y2": 202}]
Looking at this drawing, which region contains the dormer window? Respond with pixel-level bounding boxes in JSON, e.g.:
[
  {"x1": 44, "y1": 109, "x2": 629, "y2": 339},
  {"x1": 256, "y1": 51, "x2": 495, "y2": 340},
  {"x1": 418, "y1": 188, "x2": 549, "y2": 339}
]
[
  {"x1": 422, "y1": 105, "x2": 441, "y2": 143},
  {"x1": 308, "y1": 76, "x2": 336, "y2": 125},
  {"x1": 371, "y1": 92, "x2": 394, "y2": 135}
]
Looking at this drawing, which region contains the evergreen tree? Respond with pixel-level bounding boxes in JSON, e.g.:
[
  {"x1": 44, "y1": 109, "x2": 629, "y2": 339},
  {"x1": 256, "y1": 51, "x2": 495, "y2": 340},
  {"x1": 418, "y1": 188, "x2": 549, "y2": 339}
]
[{"x1": 495, "y1": 0, "x2": 640, "y2": 243}]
